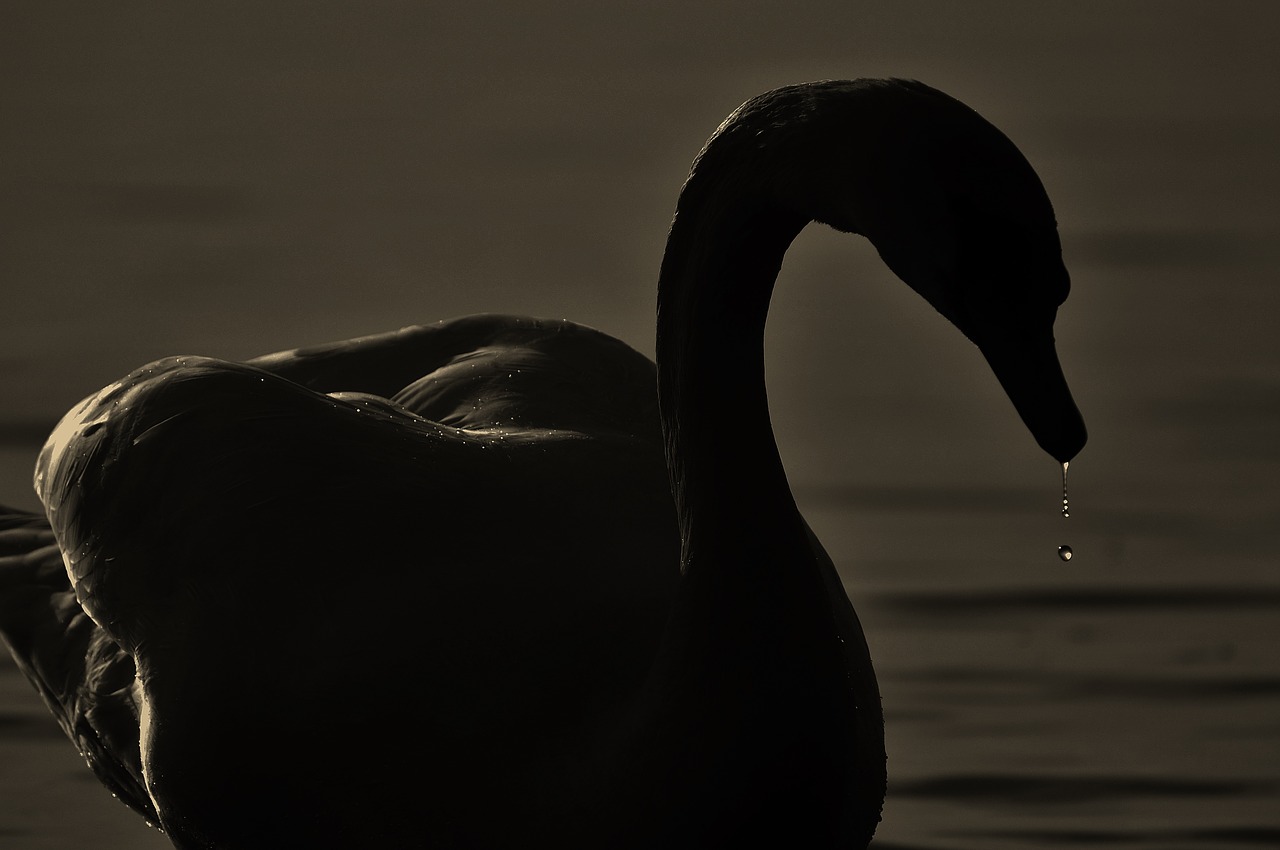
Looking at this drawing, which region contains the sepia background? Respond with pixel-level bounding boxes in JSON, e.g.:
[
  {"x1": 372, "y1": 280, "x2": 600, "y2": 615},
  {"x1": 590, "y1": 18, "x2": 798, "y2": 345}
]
[{"x1": 2, "y1": 2, "x2": 1278, "y2": 848}]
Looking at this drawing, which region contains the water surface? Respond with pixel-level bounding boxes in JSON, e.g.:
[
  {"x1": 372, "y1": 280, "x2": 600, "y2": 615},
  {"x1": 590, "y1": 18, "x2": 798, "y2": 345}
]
[{"x1": 2, "y1": 2, "x2": 1277, "y2": 847}]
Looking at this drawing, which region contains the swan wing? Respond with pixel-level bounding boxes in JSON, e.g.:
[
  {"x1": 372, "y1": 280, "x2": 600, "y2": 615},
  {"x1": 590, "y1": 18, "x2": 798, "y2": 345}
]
[
  {"x1": 0, "y1": 506, "x2": 158, "y2": 825},
  {"x1": 23, "y1": 328, "x2": 675, "y2": 842},
  {"x1": 246, "y1": 314, "x2": 660, "y2": 436}
]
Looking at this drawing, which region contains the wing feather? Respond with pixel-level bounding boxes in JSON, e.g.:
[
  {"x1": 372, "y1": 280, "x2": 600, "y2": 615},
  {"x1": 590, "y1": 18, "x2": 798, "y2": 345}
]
[{"x1": 0, "y1": 505, "x2": 159, "y2": 824}]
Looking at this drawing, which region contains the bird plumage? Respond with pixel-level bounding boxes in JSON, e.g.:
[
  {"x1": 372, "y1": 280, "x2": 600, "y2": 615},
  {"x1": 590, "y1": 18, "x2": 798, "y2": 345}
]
[{"x1": 1, "y1": 79, "x2": 1084, "y2": 848}]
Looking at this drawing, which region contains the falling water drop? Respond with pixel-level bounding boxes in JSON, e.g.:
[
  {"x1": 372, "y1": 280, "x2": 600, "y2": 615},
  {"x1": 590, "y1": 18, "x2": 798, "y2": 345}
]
[
  {"x1": 1058, "y1": 462, "x2": 1074, "y2": 561},
  {"x1": 1061, "y1": 461, "x2": 1070, "y2": 518}
]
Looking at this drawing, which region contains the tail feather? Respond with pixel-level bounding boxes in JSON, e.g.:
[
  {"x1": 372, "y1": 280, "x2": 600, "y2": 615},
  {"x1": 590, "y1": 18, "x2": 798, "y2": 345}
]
[{"x1": 0, "y1": 505, "x2": 159, "y2": 824}]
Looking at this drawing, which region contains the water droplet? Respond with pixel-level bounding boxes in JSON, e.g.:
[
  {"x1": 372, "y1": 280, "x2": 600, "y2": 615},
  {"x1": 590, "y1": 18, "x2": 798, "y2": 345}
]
[
  {"x1": 1060, "y1": 461, "x2": 1070, "y2": 519},
  {"x1": 1058, "y1": 545, "x2": 1073, "y2": 562}
]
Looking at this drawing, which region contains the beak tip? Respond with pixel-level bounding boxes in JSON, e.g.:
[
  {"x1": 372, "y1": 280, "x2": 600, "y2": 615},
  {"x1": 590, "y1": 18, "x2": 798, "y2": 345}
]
[
  {"x1": 978, "y1": 334, "x2": 1087, "y2": 466},
  {"x1": 1041, "y1": 415, "x2": 1087, "y2": 464}
]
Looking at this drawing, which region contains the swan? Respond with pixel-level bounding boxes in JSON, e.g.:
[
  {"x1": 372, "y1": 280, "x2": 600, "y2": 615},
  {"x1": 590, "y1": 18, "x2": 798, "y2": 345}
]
[{"x1": 0, "y1": 79, "x2": 1085, "y2": 848}]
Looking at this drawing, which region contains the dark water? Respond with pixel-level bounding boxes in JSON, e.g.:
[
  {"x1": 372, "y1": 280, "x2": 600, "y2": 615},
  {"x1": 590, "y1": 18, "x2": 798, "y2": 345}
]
[{"x1": 2, "y1": 2, "x2": 1278, "y2": 847}]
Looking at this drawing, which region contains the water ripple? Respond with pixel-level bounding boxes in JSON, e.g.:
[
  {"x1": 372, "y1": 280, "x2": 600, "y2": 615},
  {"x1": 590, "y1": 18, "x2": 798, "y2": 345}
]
[
  {"x1": 872, "y1": 586, "x2": 1280, "y2": 617},
  {"x1": 892, "y1": 774, "x2": 1270, "y2": 804},
  {"x1": 949, "y1": 826, "x2": 1280, "y2": 846},
  {"x1": 0, "y1": 711, "x2": 65, "y2": 740},
  {"x1": 886, "y1": 668, "x2": 1280, "y2": 702}
]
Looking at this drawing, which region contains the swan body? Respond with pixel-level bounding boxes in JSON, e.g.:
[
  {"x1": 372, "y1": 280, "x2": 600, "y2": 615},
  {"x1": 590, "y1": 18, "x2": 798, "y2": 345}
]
[{"x1": 0, "y1": 79, "x2": 1085, "y2": 848}]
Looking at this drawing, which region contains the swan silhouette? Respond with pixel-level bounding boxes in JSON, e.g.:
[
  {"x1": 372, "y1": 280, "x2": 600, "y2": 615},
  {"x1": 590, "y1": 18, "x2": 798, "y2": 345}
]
[{"x1": 0, "y1": 79, "x2": 1085, "y2": 849}]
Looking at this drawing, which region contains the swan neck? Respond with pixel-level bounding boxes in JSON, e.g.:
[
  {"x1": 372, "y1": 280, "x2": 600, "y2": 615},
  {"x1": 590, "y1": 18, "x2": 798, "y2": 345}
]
[{"x1": 656, "y1": 186, "x2": 809, "y2": 564}]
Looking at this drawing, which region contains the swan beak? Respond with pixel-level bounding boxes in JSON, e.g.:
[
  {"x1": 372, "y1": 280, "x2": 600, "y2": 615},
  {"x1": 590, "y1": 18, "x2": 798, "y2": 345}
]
[{"x1": 978, "y1": 332, "x2": 1087, "y2": 463}]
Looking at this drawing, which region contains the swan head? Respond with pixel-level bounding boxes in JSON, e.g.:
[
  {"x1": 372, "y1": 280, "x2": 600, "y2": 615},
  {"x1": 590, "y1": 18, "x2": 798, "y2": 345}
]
[{"x1": 747, "y1": 79, "x2": 1088, "y2": 462}]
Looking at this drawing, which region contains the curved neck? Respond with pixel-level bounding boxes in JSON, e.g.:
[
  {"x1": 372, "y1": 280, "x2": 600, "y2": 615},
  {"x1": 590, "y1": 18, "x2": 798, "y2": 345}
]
[
  {"x1": 656, "y1": 180, "x2": 809, "y2": 568},
  {"x1": 646, "y1": 169, "x2": 885, "y2": 848}
]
